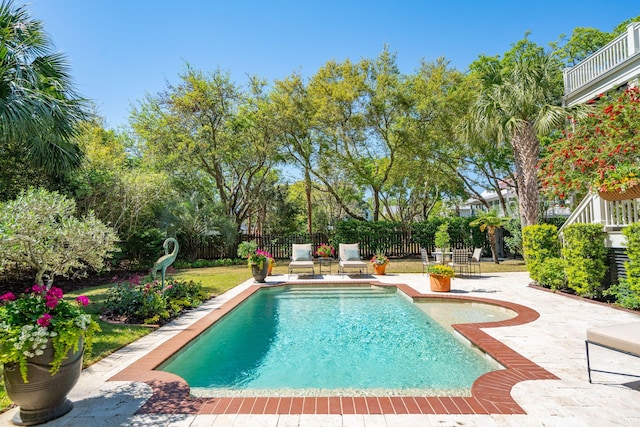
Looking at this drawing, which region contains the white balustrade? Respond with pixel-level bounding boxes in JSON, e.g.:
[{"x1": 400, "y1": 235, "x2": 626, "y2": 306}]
[{"x1": 563, "y1": 22, "x2": 640, "y2": 95}]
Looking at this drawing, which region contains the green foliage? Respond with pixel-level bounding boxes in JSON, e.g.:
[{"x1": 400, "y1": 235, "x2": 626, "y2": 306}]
[
  {"x1": 0, "y1": 0, "x2": 86, "y2": 176},
  {"x1": 535, "y1": 257, "x2": 567, "y2": 290},
  {"x1": 522, "y1": 224, "x2": 560, "y2": 282},
  {"x1": 503, "y1": 217, "x2": 523, "y2": 257},
  {"x1": 426, "y1": 264, "x2": 455, "y2": 278},
  {"x1": 540, "y1": 87, "x2": 640, "y2": 199},
  {"x1": 0, "y1": 286, "x2": 99, "y2": 382},
  {"x1": 606, "y1": 223, "x2": 640, "y2": 309},
  {"x1": 102, "y1": 279, "x2": 205, "y2": 325},
  {"x1": 117, "y1": 227, "x2": 165, "y2": 269},
  {"x1": 561, "y1": 224, "x2": 606, "y2": 297},
  {"x1": 434, "y1": 223, "x2": 451, "y2": 250},
  {"x1": 0, "y1": 188, "x2": 119, "y2": 286}
]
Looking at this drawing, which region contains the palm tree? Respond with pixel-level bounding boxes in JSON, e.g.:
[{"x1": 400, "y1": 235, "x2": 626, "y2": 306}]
[
  {"x1": 0, "y1": 1, "x2": 86, "y2": 174},
  {"x1": 469, "y1": 39, "x2": 567, "y2": 228},
  {"x1": 470, "y1": 209, "x2": 511, "y2": 264}
]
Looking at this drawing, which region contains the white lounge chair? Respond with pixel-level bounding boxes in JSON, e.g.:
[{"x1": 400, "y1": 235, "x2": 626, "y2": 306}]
[
  {"x1": 338, "y1": 243, "x2": 367, "y2": 275},
  {"x1": 585, "y1": 322, "x2": 640, "y2": 383},
  {"x1": 288, "y1": 243, "x2": 314, "y2": 277}
]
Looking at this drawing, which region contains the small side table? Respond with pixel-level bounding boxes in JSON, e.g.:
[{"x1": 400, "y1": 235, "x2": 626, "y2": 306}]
[{"x1": 316, "y1": 257, "x2": 334, "y2": 274}]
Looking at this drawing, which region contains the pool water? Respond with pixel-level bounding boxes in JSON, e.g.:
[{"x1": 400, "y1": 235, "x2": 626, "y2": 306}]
[{"x1": 159, "y1": 286, "x2": 500, "y2": 396}]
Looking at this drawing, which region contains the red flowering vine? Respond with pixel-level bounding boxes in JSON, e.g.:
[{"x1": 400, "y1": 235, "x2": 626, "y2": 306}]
[{"x1": 539, "y1": 86, "x2": 640, "y2": 198}]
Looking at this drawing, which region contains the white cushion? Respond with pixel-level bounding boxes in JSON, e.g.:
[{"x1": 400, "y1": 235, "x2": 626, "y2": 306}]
[{"x1": 587, "y1": 322, "x2": 640, "y2": 356}]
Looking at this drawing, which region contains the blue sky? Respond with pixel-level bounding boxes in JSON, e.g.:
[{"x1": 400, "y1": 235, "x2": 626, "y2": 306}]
[{"x1": 28, "y1": 0, "x2": 639, "y2": 129}]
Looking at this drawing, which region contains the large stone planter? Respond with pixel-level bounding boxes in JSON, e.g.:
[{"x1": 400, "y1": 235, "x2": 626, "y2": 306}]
[
  {"x1": 4, "y1": 340, "x2": 83, "y2": 426},
  {"x1": 251, "y1": 262, "x2": 269, "y2": 283}
]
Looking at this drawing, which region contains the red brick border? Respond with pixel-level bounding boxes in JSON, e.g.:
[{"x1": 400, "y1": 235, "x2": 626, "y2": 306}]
[{"x1": 109, "y1": 280, "x2": 558, "y2": 415}]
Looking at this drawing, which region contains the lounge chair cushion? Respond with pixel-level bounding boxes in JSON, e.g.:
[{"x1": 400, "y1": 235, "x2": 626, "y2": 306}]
[
  {"x1": 587, "y1": 322, "x2": 640, "y2": 357},
  {"x1": 288, "y1": 260, "x2": 314, "y2": 268},
  {"x1": 344, "y1": 249, "x2": 360, "y2": 261}
]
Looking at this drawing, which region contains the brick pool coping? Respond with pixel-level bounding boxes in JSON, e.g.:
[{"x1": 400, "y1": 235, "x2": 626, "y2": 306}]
[{"x1": 109, "y1": 280, "x2": 558, "y2": 415}]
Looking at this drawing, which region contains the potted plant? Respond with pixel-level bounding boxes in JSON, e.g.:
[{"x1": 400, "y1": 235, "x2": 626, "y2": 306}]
[
  {"x1": 0, "y1": 287, "x2": 100, "y2": 425},
  {"x1": 594, "y1": 164, "x2": 640, "y2": 201},
  {"x1": 370, "y1": 252, "x2": 390, "y2": 275},
  {"x1": 316, "y1": 243, "x2": 334, "y2": 258},
  {"x1": 0, "y1": 188, "x2": 117, "y2": 425},
  {"x1": 434, "y1": 223, "x2": 451, "y2": 263},
  {"x1": 426, "y1": 264, "x2": 455, "y2": 292},
  {"x1": 237, "y1": 241, "x2": 269, "y2": 283}
]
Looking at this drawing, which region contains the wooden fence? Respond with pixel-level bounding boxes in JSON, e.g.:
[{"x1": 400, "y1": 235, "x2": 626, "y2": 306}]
[{"x1": 194, "y1": 231, "x2": 485, "y2": 260}]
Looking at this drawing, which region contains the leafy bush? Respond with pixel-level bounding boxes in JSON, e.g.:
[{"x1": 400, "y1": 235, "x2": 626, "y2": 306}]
[
  {"x1": 103, "y1": 279, "x2": 206, "y2": 325},
  {"x1": 535, "y1": 257, "x2": 566, "y2": 290},
  {"x1": 503, "y1": 217, "x2": 523, "y2": 257},
  {"x1": 606, "y1": 223, "x2": 640, "y2": 309},
  {"x1": 522, "y1": 224, "x2": 560, "y2": 282},
  {"x1": 0, "y1": 188, "x2": 119, "y2": 286},
  {"x1": 561, "y1": 224, "x2": 606, "y2": 297},
  {"x1": 117, "y1": 227, "x2": 166, "y2": 269}
]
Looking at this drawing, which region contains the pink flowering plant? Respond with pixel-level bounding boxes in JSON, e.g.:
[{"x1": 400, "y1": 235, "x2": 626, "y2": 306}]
[
  {"x1": 0, "y1": 285, "x2": 99, "y2": 382},
  {"x1": 315, "y1": 244, "x2": 334, "y2": 257}
]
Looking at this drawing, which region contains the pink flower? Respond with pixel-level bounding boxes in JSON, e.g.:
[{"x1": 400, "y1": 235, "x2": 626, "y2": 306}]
[
  {"x1": 31, "y1": 284, "x2": 44, "y2": 294},
  {"x1": 76, "y1": 295, "x2": 90, "y2": 306},
  {"x1": 0, "y1": 292, "x2": 16, "y2": 301},
  {"x1": 47, "y1": 287, "x2": 63, "y2": 299},
  {"x1": 45, "y1": 295, "x2": 59, "y2": 309},
  {"x1": 37, "y1": 313, "x2": 52, "y2": 327}
]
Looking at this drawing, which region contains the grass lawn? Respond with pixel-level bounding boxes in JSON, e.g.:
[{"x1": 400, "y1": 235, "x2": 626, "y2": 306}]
[{"x1": 0, "y1": 259, "x2": 526, "y2": 412}]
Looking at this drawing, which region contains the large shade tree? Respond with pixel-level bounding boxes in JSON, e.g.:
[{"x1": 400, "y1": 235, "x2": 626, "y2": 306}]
[
  {"x1": 0, "y1": 0, "x2": 86, "y2": 178},
  {"x1": 469, "y1": 37, "x2": 567, "y2": 228}
]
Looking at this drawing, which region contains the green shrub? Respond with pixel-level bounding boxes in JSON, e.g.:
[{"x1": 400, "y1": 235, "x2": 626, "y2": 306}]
[
  {"x1": 561, "y1": 223, "x2": 606, "y2": 297},
  {"x1": 536, "y1": 257, "x2": 566, "y2": 290},
  {"x1": 103, "y1": 278, "x2": 205, "y2": 325},
  {"x1": 607, "y1": 223, "x2": 640, "y2": 309},
  {"x1": 522, "y1": 224, "x2": 560, "y2": 282}
]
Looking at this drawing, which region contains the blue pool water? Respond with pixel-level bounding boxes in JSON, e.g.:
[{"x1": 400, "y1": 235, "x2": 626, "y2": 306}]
[{"x1": 159, "y1": 286, "x2": 499, "y2": 396}]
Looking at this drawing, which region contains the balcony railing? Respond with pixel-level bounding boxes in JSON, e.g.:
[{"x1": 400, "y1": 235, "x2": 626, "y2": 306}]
[
  {"x1": 559, "y1": 193, "x2": 640, "y2": 247},
  {"x1": 563, "y1": 22, "x2": 640, "y2": 102}
]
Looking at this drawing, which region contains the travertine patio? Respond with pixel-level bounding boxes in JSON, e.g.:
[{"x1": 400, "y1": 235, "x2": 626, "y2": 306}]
[{"x1": 2, "y1": 272, "x2": 639, "y2": 426}]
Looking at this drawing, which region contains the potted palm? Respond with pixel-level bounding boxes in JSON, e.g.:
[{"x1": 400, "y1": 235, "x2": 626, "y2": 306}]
[
  {"x1": 370, "y1": 252, "x2": 390, "y2": 275},
  {"x1": 426, "y1": 264, "x2": 455, "y2": 292}
]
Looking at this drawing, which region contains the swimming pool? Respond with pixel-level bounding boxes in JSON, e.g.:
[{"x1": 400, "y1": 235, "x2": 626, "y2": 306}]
[{"x1": 159, "y1": 285, "x2": 504, "y2": 397}]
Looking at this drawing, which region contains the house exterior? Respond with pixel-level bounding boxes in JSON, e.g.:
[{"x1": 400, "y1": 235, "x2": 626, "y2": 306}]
[{"x1": 560, "y1": 22, "x2": 640, "y2": 284}]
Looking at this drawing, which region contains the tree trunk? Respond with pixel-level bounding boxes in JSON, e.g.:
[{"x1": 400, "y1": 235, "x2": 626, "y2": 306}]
[
  {"x1": 304, "y1": 167, "x2": 313, "y2": 234},
  {"x1": 488, "y1": 228, "x2": 499, "y2": 264},
  {"x1": 511, "y1": 123, "x2": 540, "y2": 228}
]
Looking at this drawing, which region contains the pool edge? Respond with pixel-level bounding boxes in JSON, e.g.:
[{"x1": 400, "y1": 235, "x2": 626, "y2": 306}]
[{"x1": 108, "y1": 280, "x2": 558, "y2": 416}]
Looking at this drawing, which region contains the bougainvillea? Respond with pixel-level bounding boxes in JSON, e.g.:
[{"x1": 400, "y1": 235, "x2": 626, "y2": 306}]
[{"x1": 539, "y1": 86, "x2": 640, "y2": 198}]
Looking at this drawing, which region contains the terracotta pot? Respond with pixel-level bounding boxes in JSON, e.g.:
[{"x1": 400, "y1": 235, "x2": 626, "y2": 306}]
[
  {"x1": 373, "y1": 263, "x2": 388, "y2": 275},
  {"x1": 429, "y1": 274, "x2": 451, "y2": 292},
  {"x1": 251, "y1": 262, "x2": 269, "y2": 283},
  {"x1": 598, "y1": 183, "x2": 640, "y2": 201},
  {"x1": 4, "y1": 339, "x2": 83, "y2": 426}
]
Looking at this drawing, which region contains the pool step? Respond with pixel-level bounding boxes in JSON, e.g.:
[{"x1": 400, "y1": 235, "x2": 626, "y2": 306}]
[{"x1": 276, "y1": 286, "x2": 395, "y2": 299}]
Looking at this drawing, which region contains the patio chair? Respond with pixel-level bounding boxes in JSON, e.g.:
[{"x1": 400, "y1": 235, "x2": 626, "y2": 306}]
[
  {"x1": 448, "y1": 248, "x2": 470, "y2": 276},
  {"x1": 338, "y1": 243, "x2": 368, "y2": 275},
  {"x1": 468, "y1": 247, "x2": 482, "y2": 276},
  {"x1": 585, "y1": 322, "x2": 640, "y2": 383},
  {"x1": 288, "y1": 243, "x2": 314, "y2": 277},
  {"x1": 420, "y1": 248, "x2": 432, "y2": 274}
]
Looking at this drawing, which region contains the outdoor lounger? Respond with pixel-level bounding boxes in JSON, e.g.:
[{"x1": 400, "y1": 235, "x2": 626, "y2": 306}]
[{"x1": 585, "y1": 322, "x2": 640, "y2": 383}]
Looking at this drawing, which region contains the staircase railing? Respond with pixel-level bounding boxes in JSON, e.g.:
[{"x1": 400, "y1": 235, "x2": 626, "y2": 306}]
[{"x1": 560, "y1": 192, "x2": 640, "y2": 236}]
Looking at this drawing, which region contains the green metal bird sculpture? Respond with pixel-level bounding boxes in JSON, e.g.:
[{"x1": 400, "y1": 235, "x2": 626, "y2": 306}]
[{"x1": 151, "y1": 238, "x2": 179, "y2": 292}]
